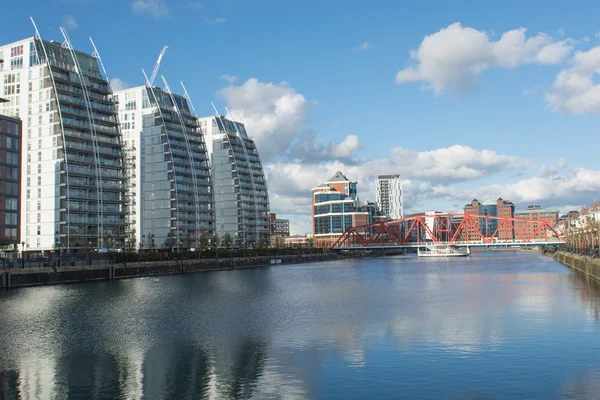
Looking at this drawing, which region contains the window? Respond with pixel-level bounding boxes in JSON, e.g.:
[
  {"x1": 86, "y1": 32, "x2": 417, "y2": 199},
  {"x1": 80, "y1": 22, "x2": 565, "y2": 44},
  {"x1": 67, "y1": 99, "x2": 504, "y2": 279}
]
[
  {"x1": 10, "y1": 58, "x2": 23, "y2": 70},
  {"x1": 6, "y1": 137, "x2": 17, "y2": 150},
  {"x1": 6, "y1": 183, "x2": 18, "y2": 195},
  {"x1": 5, "y1": 198, "x2": 17, "y2": 210},
  {"x1": 4, "y1": 228, "x2": 17, "y2": 240},
  {"x1": 10, "y1": 45, "x2": 23, "y2": 57},
  {"x1": 6, "y1": 152, "x2": 18, "y2": 165},
  {"x1": 4, "y1": 213, "x2": 17, "y2": 225}
]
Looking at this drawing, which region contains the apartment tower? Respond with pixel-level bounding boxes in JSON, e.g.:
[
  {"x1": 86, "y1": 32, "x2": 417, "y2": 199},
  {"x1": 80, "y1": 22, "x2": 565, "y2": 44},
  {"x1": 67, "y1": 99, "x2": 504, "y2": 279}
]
[
  {"x1": 376, "y1": 175, "x2": 403, "y2": 220},
  {"x1": 0, "y1": 31, "x2": 127, "y2": 252},
  {"x1": 198, "y1": 115, "x2": 270, "y2": 248},
  {"x1": 114, "y1": 84, "x2": 214, "y2": 251}
]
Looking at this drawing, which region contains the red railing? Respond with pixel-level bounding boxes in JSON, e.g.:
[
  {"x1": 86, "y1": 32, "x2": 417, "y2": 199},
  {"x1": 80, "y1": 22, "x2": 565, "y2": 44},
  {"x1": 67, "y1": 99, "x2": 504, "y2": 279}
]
[{"x1": 331, "y1": 214, "x2": 565, "y2": 248}]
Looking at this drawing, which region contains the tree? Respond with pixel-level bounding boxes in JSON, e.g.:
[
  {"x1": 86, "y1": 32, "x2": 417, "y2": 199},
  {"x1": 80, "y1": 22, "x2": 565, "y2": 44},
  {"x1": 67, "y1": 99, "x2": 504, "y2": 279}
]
[
  {"x1": 223, "y1": 233, "x2": 232, "y2": 248},
  {"x1": 307, "y1": 237, "x2": 314, "y2": 248}
]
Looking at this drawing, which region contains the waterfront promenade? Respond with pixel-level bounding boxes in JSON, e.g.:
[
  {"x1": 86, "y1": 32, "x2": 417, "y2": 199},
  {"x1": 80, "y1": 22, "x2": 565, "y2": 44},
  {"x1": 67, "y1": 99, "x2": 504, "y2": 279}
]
[{"x1": 0, "y1": 252, "x2": 348, "y2": 289}]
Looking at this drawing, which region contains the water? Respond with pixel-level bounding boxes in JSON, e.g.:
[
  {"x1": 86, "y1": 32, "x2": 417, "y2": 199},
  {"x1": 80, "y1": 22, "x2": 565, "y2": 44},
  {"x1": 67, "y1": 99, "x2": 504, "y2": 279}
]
[{"x1": 0, "y1": 251, "x2": 600, "y2": 399}]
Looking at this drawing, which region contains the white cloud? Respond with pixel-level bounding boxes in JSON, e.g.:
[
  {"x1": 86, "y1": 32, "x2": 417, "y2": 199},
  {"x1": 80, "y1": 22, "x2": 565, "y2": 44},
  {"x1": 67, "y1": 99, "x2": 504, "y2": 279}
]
[
  {"x1": 220, "y1": 74, "x2": 238, "y2": 84},
  {"x1": 288, "y1": 131, "x2": 363, "y2": 162},
  {"x1": 186, "y1": 1, "x2": 203, "y2": 9},
  {"x1": 583, "y1": 36, "x2": 590, "y2": 42},
  {"x1": 264, "y1": 144, "x2": 525, "y2": 233},
  {"x1": 469, "y1": 166, "x2": 600, "y2": 207},
  {"x1": 268, "y1": 155, "x2": 600, "y2": 234},
  {"x1": 110, "y1": 78, "x2": 130, "y2": 91},
  {"x1": 132, "y1": 0, "x2": 169, "y2": 18},
  {"x1": 546, "y1": 46, "x2": 600, "y2": 114},
  {"x1": 396, "y1": 22, "x2": 573, "y2": 94},
  {"x1": 63, "y1": 15, "x2": 78, "y2": 30},
  {"x1": 353, "y1": 42, "x2": 372, "y2": 51},
  {"x1": 217, "y1": 78, "x2": 310, "y2": 162}
]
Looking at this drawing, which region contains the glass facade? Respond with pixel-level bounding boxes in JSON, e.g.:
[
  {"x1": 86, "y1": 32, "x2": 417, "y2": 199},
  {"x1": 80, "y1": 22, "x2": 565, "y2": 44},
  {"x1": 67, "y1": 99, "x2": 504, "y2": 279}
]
[
  {"x1": 479, "y1": 202, "x2": 498, "y2": 236},
  {"x1": 140, "y1": 88, "x2": 214, "y2": 250},
  {"x1": 207, "y1": 117, "x2": 270, "y2": 247}
]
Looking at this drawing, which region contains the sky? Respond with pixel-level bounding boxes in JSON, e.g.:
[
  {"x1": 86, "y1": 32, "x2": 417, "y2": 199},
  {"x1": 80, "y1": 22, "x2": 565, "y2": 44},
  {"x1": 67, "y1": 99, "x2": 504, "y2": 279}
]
[{"x1": 4, "y1": 0, "x2": 600, "y2": 234}]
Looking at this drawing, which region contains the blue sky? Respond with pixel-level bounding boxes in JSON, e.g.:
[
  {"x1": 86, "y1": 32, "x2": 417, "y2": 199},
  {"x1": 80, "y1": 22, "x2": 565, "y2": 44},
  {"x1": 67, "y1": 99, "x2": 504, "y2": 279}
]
[{"x1": 5, "y1": 0, "x2": 600, "y2": 234}]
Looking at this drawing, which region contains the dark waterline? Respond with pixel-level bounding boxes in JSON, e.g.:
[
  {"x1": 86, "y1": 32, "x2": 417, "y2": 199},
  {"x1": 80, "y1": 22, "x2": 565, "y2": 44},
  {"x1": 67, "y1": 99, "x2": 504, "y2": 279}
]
[{"x1": 0, "y1": 251, "x2": 599, "y2": 399}]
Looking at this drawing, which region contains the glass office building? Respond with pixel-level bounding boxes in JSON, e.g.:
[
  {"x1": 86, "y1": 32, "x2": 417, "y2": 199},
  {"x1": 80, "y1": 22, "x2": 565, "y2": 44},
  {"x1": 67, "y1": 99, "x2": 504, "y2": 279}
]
[
  {"x1": 0, "y1": 34, "x2": 127, "y2": 251},
  {"x1": 198, "y1": 116, "x2": 270, "y2": 248}
]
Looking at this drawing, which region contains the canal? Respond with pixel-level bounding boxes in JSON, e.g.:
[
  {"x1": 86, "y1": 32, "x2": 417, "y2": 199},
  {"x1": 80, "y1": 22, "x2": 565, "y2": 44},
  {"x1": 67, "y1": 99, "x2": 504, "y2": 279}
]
[{"x1": 0, "y1": 251, "x2": 599, "y2": 399}]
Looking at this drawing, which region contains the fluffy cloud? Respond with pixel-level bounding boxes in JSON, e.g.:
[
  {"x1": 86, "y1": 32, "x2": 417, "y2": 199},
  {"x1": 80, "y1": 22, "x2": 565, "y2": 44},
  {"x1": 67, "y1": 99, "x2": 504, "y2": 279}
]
[
  {"x1": 217, "y1": 78, "x2": 310, "y2": 162},
  {"x1": 217, "y1": 77, "x2": 598, "y2": 235},
  {"x1": 63, "y1": 15, "x2": 78, "y2": 30},
  {"x1": 264, "y1": 145, "x2": 527, "y2": 233},
  {"x1": 471, "y1": 166, "x2": 600, "y2": 207},
  {"x1": 132, "y1": 0, "x2": 169, "y2": 18},
  {"x1": 220, "y1": 74, "x2": 238, "y2": 84},
  {"x1": 288, "y1": 131, "x2": 363, "y2": 162},
  {"x1": 396, "y1": 22, "x2": 572, "y2": 94},
  {"x1": 546, "y1": 46, "x2": 600, "y2": 114},
  {"x1": 110, "y1": 78, "x2": 130, "y2": 91}
]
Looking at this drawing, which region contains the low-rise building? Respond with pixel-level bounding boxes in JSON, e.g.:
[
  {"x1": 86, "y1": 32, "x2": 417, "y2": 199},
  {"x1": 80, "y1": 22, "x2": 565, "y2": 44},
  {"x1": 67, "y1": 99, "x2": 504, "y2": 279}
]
[
  {"x1": 284, "y1": 235, "x2": 308, "y2": 247},
  {"x1": 514, "y1": 205, "x2": 559, "y2": 240},
  {"x1": 268, "y1": 212, "x2": 290, "y2": 246}
]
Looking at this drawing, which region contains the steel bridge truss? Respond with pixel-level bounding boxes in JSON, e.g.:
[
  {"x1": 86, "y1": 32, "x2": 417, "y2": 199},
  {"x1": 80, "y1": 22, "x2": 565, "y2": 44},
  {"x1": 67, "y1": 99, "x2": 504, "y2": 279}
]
[{"x1": 331, "y1": 214, "x2": 566, "y2": 249}]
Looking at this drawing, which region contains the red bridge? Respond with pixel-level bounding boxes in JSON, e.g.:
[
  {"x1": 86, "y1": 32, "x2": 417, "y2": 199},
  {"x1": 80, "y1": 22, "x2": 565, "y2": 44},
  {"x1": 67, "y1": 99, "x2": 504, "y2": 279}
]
[{"x1": 331, "y1": 214, "x2": 566, "y2": 250}]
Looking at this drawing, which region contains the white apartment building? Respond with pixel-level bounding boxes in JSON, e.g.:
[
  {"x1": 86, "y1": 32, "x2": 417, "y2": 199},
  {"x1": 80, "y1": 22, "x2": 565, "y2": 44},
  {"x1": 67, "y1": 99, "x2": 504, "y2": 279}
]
[
  {"x1": 198, "y1": 116, "x2": 270, "y2": 247},
  {"x1": 0, "y1": 32, "x2": 127, "y2": 252},
  {"x1": 376, "y1": 174, "x2": 403, "y2": 220},
  {"x1": 114, "y1": 85, "x2": 214, "y2": 250}
]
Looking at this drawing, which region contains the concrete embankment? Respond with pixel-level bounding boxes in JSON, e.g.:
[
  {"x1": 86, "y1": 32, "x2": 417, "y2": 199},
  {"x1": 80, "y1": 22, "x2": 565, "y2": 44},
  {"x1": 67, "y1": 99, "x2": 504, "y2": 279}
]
[
  {"x1": 0, "y1": 253, "x2": 350, "y2": 289},
  {"x1": 552, "y1": 250, "x2": 600, "y2": 281}
]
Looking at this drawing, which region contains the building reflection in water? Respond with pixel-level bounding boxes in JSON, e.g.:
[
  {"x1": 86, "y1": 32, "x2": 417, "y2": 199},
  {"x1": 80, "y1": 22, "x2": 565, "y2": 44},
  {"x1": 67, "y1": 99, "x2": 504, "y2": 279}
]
[
  {"x1": 568, "y1": 271, "x2": 600, "y2": 320},
  {"x1": 1, "y1": 253, "x2": 600, "y2": 398}
]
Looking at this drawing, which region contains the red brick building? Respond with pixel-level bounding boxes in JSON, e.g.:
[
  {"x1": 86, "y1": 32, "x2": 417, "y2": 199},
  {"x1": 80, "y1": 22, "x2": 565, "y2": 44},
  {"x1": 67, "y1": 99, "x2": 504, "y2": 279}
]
[
  {"x1": 463, "y1": 199, "x2": 481, "y2": 240},
  {"x1": 496, "y1": 198, "x2": 515, "y2": 240},
  {"x1": 513, "y1": 205, "x2": 559, "y2": 240}
]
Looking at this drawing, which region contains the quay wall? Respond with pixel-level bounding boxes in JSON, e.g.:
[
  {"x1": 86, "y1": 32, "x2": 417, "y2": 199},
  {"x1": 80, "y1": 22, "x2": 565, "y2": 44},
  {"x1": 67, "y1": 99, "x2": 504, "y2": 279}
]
[
  {"x1": 552, "y1": 250, "x2": 600, "y2": 281},
  {"x1": 0, "y1": 252, "x2": 354, "y2": 289}
]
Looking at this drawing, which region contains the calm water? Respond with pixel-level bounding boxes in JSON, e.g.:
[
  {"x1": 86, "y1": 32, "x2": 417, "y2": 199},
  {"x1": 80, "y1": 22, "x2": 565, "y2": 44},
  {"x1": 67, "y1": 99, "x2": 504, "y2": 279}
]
[{"x1": 1, "y1": 251, "x2": 600, "y2": 399}]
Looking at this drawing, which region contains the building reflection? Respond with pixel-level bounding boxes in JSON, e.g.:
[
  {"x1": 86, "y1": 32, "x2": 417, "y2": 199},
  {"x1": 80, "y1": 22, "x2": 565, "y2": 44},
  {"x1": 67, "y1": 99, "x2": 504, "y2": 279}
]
[{"x1": 568, "y1": 272, "x2": 600, "y2": 321}]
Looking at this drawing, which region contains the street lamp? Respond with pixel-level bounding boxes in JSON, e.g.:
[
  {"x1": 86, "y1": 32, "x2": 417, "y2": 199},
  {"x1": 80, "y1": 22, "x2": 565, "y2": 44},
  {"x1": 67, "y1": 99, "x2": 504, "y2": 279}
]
[
  {"x1": 88, "y1": 241, "x2": 92, "y2": 266},
  {"x1": 20, "y1": 241, "x2": 25, "y2": 269}
]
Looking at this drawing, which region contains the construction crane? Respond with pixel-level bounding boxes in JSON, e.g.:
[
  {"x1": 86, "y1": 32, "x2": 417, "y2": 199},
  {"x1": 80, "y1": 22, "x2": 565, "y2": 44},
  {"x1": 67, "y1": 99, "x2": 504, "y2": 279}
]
[{"x1": 148, "y1": 45, "x2": 168, "y2": 87}]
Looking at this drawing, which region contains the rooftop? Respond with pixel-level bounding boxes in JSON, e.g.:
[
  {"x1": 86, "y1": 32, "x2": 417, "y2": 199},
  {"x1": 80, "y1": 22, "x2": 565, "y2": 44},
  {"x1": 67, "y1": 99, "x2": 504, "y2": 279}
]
[
  {"x1": 327, "y1": 170, "x2": 351, "y2": 183},
  {"x1": 515, "y1": 208, "x2": 560, "y2": 215}
]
